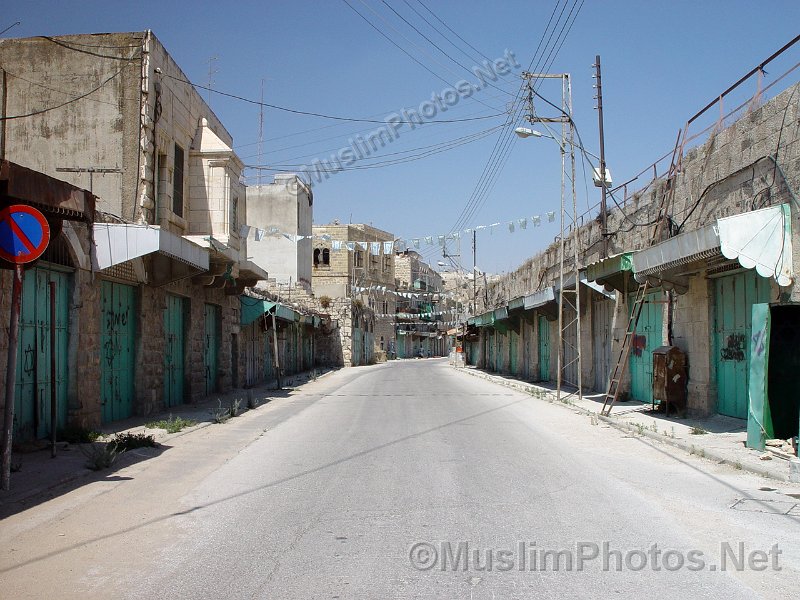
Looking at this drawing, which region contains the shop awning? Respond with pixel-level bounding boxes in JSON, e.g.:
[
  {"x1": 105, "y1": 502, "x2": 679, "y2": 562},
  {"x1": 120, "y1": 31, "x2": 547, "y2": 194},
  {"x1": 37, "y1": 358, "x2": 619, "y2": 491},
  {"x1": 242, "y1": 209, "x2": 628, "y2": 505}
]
[
  {"x1": 632, "y1": 204, "x2": 793, "y2": 289},
  {"x1": 523, "y1": 286, "x2": 555, "y2": 310},
  {"x1": 240, "y1": 297, "x2": 300, "y2": 326},
  {"x1": 1, "y1": 160, "x2": 96, "y2": 221},
  {"x1": 238, "y1": 259, "x2": 268, "y2": 284},
  {"x1": 92, "y1": 223, "x2": 209, "y2": 284},
  {"x1": 584, "y1": 252, "x2": 633, "y2": 293},
  {"x1": 718, "y1": 203, "x2": 792, "y2": 287}
]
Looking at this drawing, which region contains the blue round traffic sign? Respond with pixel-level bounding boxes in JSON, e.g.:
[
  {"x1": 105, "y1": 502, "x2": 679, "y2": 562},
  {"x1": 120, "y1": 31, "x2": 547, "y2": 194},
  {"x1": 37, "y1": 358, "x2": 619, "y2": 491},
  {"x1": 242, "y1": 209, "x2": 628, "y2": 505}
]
[{"x1": 0, "y1": 204, "x2": 51, "y2": 264}]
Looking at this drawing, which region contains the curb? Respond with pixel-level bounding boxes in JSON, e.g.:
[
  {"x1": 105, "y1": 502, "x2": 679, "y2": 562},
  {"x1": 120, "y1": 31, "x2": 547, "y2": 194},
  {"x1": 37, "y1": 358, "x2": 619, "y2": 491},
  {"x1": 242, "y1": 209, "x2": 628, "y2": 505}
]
[
  {"x1": 1, "y1": 368, "x2": 337, "y2": 507},
  {"x1": 454, "y1": 367, "x2": 789, "y2": 483}
]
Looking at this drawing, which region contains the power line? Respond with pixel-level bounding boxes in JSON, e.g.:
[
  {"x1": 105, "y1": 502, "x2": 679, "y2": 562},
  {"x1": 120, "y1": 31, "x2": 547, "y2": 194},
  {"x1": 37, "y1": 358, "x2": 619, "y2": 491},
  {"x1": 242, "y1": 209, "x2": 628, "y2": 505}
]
[
  {"x1": 379, "y1": 0, "x2": 514, "y2": 99},
  {"x1": 0, "y1": 57, "x2": 140, "y2": 121},
  {"x1": 162, "y1": 72, "x2": 506, "y2": 124},
  {"x1": 247, "y1": 124, "x2": 500, "y2": 173},
  {"x1": 247, "y1": 123, "x2": 502, "y2": 166}
]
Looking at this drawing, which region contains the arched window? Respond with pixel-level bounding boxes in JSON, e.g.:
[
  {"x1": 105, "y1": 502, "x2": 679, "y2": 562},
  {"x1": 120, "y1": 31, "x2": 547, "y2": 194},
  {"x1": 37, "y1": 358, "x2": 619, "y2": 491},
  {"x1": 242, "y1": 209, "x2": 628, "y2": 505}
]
[
  {"x1": 313, "y1": 248, "x2": 321, "y2": 265},
  {"x1": 322, "y1": 248, "x2": 330, "y2": 265}
]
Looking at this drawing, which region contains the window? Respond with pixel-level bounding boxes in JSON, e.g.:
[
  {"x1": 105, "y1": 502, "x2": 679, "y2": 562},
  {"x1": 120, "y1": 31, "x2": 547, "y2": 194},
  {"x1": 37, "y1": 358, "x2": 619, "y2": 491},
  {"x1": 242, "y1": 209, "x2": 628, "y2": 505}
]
[
  {"x1": 382, "y1": 255, "x2": 391, "y2": 273},
  {"x1": 173, "y1": 143, "x2": 184, "y2": 217},
  {"x1": 229, "y1": 195, "x2": 238, "y2": 237},
  {"x1": 322, "y1": 248, "x2": 330, "y2": 265},
  {"x1": 313, "y1": 248, "x2": 321, "y2": 266},
  {"x1": 156, "y1": 152, "x2": 167, "y2": 220},
  {"x1": 354, "y1": 250, "x2": 364, "y2": 268}
]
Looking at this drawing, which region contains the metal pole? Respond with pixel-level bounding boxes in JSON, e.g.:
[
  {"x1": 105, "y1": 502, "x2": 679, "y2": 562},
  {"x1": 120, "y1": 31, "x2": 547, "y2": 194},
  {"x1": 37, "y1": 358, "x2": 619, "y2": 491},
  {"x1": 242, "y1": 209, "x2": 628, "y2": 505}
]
[
  {"x1": 271, "y1": 311, "x2": 282, "y2": 389},
  {"x1": 472, "y1": 229, "x2": 477, "y2": 314},
  {"x1": 595, "y1": 55, "x2": 608, "y2": 257},
  {"x1": 556, "y1": 76, "x2": 567, "y2": 403},
  {"x1": 1, "y1": 265, "x2": 24, "y2": 490},
  {"x1": 50, "y1": 280, "x2": 57, "y2": 458}
]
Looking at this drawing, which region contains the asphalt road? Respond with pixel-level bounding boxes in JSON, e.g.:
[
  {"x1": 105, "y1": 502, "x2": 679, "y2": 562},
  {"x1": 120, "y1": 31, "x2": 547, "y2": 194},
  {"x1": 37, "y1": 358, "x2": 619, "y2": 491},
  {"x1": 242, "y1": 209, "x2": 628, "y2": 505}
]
[{"x1": 2, "y1": 359, "x2": 799, "y2": 599}]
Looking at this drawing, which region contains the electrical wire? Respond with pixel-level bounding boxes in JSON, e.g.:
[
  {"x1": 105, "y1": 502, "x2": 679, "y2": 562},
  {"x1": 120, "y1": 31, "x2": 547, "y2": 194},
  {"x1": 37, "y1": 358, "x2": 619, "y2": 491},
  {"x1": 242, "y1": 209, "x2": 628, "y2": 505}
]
[
  {"x1": 162, "y1": 72, "x2": 506, "y2": 124},
  {"x1": 0, "y1": 58, "x2": 140, "y2": 121},
  {"x1": 379, "y1": 0, "x2": 515, "y2": 99},
  {"x1": 247, "y1": 124, "x2": 500, "y2": 173},
  {"x1": 428, "y1": 0, "x2": 583, "y2": 264},
  {"x1": 246, "y1": 124, "x2": 502, "y2": 166}
]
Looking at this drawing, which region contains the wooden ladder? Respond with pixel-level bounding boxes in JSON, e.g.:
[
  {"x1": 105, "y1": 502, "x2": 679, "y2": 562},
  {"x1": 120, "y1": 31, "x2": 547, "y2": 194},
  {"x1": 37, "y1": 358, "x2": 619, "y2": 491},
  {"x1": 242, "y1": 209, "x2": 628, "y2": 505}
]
[
  {"x1": 601, "y1": 281, "x2": 649, "y2": 416},
  {"x1": 601, "y1": 127, "x2": 688, "y2": 416}
]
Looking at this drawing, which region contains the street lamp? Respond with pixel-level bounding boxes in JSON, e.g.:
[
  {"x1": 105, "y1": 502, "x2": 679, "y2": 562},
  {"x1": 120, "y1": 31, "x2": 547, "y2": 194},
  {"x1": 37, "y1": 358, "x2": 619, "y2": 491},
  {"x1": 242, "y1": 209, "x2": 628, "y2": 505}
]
[{"x1": 514, "y1": 127, "x2": 543, "y2": 139}]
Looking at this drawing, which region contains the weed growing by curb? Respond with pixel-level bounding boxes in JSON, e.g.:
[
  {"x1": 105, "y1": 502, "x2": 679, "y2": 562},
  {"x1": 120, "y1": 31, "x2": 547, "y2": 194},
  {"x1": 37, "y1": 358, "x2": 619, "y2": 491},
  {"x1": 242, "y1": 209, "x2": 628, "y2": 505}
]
[
  {"x1": 108, "y1": 431, "x2": 157, "y2": 451},
  {"x1": 690, "y1": 426, "x2": 709, "y2": 435},
  {"x1": 210, "y1": 400, "x2": 231, "y2": 424},
  {"x1": 80, "y1": 443, "x2": 122, "y2": 471},
  {"x1": 146, "y1": 414, "x2": 197, "y2": 434}
]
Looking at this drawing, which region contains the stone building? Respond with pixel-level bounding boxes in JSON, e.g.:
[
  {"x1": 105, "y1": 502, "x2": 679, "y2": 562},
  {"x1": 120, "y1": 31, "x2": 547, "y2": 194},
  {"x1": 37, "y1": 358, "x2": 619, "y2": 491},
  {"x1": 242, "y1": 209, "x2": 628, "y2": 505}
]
[
  {"x1": 0, "y1": 32, "x2": 292, "y2": 438},
  {"x1": 466, "y1": 74, "x2": 800, "y2": 446},
  {"x1": 311, "y1": 223, "x2": 395, "y2": 363},
  {"x1": 394, "y1": 250, "x2": 448, "y2": 358}
]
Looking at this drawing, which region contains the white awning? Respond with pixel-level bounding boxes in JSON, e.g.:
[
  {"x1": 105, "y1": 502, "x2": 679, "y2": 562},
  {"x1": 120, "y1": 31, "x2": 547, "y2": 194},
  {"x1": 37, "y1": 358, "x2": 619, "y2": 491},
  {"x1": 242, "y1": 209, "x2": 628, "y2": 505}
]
[
  {"x1": 632, "y1": 204, "x2": 793, "y2": 287},
  {"x1": 718, "y1": 204, "x2": 792, "y2": 287},
  {"x1": 92, "y1": 223, "x2": 209, "y2": 271}
]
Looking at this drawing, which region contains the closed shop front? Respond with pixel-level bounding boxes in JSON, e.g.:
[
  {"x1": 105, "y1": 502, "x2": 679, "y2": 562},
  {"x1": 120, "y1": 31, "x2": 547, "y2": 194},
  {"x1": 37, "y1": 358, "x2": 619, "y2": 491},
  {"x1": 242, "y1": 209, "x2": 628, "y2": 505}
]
[
  {"x1": 592, "y1": 297, "x2": 614, "y2": 392},
  {"x1": 714, "y1": 270, "x2": 772, "y2": 418},
  {"x1": 163, "y1": 294, "x2": 186, "y2": 407},
  {"x1": 15, "y1": 266, "x2": 71, "y2": 440},
  {"x1": 101, "y1": 280, "x2": 137, "y2": 422},
  {"x1": 538, "y1": 315, "x2": 550, "y2": 381},
  {"x1": 628, "y1": 291, "x2": 663, "y2": 404}
]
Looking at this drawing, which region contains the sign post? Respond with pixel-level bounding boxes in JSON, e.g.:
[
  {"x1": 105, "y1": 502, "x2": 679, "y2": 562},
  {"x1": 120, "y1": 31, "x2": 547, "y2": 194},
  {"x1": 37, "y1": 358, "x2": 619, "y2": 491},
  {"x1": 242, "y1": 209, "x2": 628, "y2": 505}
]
[{"x1": 0, "y1": 204, "x2": 50, "y2": 490}]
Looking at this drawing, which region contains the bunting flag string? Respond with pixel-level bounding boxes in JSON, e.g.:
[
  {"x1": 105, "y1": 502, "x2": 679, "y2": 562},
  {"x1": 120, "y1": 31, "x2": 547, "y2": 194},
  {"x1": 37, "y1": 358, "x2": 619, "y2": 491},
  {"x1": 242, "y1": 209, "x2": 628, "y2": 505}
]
[{"x1": 237, "y1": 208, "x2": 561, "y2": 254}]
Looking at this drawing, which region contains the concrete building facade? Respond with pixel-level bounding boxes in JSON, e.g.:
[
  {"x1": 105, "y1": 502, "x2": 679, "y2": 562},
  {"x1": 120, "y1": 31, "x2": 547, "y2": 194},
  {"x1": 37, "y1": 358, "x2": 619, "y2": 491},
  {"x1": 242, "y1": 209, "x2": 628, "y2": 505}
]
[{"x1": 246, "y1": 174, "x2": 313, "y2": 288}]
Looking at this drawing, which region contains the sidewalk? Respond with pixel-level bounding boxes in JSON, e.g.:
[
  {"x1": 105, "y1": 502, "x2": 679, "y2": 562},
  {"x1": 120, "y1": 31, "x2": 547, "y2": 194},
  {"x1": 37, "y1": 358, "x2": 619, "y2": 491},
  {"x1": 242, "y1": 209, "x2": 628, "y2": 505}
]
[
  {"x1": 455, "y1": 365, "x2": 800, "y2": 483},
  {"x1": 0, "y1": 368, "x2": 334, "y2": 512}
]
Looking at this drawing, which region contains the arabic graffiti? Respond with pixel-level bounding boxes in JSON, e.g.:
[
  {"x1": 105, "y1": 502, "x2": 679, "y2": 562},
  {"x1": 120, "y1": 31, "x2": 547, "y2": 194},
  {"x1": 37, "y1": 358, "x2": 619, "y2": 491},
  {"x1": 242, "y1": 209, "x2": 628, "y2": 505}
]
[{"x1": 721, "y1": 332, "x2": 746, "y2": 361}]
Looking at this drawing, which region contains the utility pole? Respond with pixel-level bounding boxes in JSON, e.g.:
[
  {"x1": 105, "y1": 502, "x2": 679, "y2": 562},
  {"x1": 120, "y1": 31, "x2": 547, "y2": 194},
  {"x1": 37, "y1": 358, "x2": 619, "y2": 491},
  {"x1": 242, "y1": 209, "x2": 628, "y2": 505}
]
[
  {"x1": 594, "y1": 55, "x2": 609, "y2": 258},
  {"x1": 258, "y1": 77, "x2": 264, "y2": 186},
  {"x1": 521, "y1": 71, "x2": 582, "y2": 404},
  {"x1": 472, "y1": 229, "x2": 477, "y2": 315}
]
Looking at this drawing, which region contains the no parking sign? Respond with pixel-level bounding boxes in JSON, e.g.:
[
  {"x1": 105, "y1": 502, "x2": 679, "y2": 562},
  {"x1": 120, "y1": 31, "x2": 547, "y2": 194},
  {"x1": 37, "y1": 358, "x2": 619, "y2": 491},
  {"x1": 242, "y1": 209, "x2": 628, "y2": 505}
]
[{"x1": 0, "y1": 204, "x2": 50, "y2": 264}]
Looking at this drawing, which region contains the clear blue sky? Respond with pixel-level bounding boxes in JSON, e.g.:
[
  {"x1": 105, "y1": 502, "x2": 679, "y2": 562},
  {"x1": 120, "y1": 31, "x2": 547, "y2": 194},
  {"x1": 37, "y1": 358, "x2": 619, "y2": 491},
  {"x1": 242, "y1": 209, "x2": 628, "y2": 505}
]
[{"x1": 5, "y1": 1, "x2": 800, "y2": 274}]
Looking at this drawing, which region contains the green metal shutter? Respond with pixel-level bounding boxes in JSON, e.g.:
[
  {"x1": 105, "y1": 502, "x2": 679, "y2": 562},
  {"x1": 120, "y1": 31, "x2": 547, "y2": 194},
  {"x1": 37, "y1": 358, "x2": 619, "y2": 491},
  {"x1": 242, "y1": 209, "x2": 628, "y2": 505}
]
[
  {"x1": 628, "y1": 290, "x2": 663, "y2": 404},
  {"x1": 538, "y1": 315, "x2": 550, "y2": 381},
  {"x1": 163, "y1": 294, "x2": 185, "y2": 407},
  {"x1": 714, "y1": 270, "x2": 772, "y2": 419},
  {"x1": 14, "y1": 267, "x2": 70, "y2": 440},
  {"x1": 101, "y1": 280, "x2": 137, "y2": 422}
]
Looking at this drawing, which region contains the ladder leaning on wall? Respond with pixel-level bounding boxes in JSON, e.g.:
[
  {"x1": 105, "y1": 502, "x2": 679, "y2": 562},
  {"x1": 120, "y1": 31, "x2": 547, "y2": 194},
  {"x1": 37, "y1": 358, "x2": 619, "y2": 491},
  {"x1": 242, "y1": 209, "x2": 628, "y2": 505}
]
[{"x1": 600, "y1": 128, "x2": 688, "y2": 416}]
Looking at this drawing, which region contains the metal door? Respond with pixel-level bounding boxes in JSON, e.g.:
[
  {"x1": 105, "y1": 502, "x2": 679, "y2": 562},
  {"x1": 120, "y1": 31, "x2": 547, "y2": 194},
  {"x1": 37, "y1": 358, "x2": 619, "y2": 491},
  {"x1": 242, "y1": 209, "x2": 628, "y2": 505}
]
[
  {"x1": 163, "y1": 294, "x2": 185, "y2": 407},
  {"x1": 628, "y1": 291, "x2": 663, "y2": 403},
  {"x1": 101, "y1": 280, "x2": 137, "y2": 422},
  {"x1": 714, "y1": 270, "x2": 772, "y2": 418},
  {"x1": 486, "y1": 330, "x2": 495, "y2": 370},
  {"x1": 204, "y1": 303, "x2": 220, "y2": 395},
  {"x1": 509, "y1": 329, "x2": 519, "y2": 375},
  {"x1": 562, "y1": 307, "x2": 579, "y2": 387},
  {"x1": 538, "y1": 315, "x2": 550, "y2": 381},
  {"x1": 14, "y1": 267, "x2": 70, "y2": 440},
  {"x1": 592, "y1": 298, "x2": 614, "y2": 392}
]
